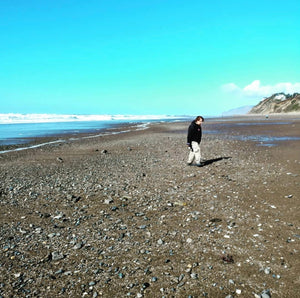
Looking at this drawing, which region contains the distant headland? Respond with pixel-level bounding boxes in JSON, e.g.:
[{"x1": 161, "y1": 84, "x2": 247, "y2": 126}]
[{"x1": 249, "y1": 93, "x2": 300, "y2": 114}]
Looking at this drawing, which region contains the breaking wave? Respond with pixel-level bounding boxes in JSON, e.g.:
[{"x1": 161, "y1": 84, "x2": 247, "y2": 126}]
[{"x1": 0, "y1": 113, "x2": 186, "y2": 124}]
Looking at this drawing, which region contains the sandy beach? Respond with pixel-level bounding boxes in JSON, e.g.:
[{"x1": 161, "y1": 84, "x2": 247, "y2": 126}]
[{"x1": 0, "y1": 115, "x2": 299, "y2": 297}]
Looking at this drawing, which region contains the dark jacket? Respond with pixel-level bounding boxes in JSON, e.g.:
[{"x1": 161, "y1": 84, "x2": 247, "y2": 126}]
[{"x1": 187, "y1": 120, "x2": 202, "y2": 145}]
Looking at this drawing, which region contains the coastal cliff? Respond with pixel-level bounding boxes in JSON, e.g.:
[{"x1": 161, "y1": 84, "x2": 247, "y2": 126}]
[{"x1": 249, "y1": 93, "x2": 300, "y2": 114}]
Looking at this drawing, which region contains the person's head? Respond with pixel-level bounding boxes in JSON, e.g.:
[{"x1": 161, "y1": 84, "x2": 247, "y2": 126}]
[{"x1": 194, "y1": 116, "x2": 204, "y2": 125}]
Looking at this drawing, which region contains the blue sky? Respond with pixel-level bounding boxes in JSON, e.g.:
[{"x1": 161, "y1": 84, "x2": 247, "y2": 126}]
[{"x1": 1, "y1": 0, "x2": 299, "y2": 116}]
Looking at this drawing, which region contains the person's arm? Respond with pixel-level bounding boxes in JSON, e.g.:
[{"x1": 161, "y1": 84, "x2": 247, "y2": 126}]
[{"x1": 187, "y1": 125, "x2": 192, "y2": 149}]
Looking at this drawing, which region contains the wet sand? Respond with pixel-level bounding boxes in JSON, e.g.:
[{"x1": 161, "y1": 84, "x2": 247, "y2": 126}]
[{"x1": 0, "y1": 115, "x2": 299, "y2": 297}]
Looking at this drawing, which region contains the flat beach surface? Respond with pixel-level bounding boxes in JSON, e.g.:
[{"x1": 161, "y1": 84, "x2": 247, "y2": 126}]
[{"x1": 0, "y1": 115, "x2": 299, "y2": 297}]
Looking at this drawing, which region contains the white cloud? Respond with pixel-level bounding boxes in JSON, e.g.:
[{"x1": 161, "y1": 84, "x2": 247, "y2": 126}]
[{"x1": 222, "y1": 80, "x2": 300, "y2": 99}]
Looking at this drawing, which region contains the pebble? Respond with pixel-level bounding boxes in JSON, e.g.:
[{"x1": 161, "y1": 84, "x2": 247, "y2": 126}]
[
  {"x1": 73, "y1": 242, "x2": 83, "y2": 250},
  {"x1": 190, "y1": 273, "x2": 198, "y2": 279},
  {"x1": 51, "y1": 251, "x2": 64, "y2": 261},
  {"x1": 260, "y1": 289, "x2": 271, "y2": 298},
  {"x1": 157, "y1": 239, "x2": 164, "y2": 245},
  {"x1": 104, "y1": 198, "x2": 113, "y2": 204},
  {"x1": 48, "y1": 233, "x2": 56, "y2": 238}
]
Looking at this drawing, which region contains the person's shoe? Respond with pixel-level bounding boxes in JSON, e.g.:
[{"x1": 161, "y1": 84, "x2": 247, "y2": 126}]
[
  {"x1": 196, "y1": 162, "x2": 204, "y2": 167},
  {"x1": 187, "y1": 162, "x2": 193, "y2": 166}
]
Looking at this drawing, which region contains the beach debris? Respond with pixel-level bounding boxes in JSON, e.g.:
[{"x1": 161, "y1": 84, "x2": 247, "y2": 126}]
[
  {"x1": 101, "y1": 149, "x2": 108, "y2": 154},
  {"x1": 56, "y1": 157, "x2": 64, "y2": 162},
  {"x1": 173, "y1": 201, "x2": 187, "y2": 206},
  {"x1": 221, "y1": 254, "x2": 234, "y2": 263}
]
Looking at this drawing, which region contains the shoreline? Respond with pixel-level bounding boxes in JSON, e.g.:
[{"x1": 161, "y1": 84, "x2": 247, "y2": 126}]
[
  {"x1": 0, "y1": 121, "x2": 152, "y2": 154},
  {"x1": 1, "y1": 114, "x2": 299, "y2": 155}
]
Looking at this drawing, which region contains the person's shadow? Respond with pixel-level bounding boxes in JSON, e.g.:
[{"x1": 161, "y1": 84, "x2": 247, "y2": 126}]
[{"x1": 202, "y1": 156, "x2": 231, "y2": 166}]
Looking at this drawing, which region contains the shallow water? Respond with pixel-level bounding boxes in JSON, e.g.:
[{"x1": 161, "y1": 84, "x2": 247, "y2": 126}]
[{"x1": 205, "y1": 120, "x2": 300, "y2": 147}]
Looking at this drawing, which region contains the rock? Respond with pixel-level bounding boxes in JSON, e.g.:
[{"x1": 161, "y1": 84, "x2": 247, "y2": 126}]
[
  {"x1": 261, "y1": 289, "x2": 271, "y2": 298},
  {"x1": 104, "y1": 198, "x2": 113, "y2": 204},
  {"x1": 190, "y1": 273, "x2": 198, "y2": 279},
  {"x1": 73, "y1": 242, "x2": 83, "y2": 250},
  {"x1": 48, "y1": 233, "x2": 56, "y2": 238},
  {"x1": 51, "y1": 251, "x2": 64, "y2": 261},
  {"x1": 157, "y1": 239, "x2": 164, "y2": 245}
]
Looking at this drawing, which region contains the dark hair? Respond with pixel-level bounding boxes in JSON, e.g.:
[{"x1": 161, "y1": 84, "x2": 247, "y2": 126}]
[{"x1": 195, "y1": 116, "x2": 204, "y2": 122}]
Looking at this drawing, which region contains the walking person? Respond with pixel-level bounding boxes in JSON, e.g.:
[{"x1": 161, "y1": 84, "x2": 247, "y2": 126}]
[{"x1": 187, "y1": 116, "x2": 204, "y2": 166}]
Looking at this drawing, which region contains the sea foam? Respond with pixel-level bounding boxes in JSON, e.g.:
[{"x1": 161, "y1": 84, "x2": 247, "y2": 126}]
[{"x1": 0, "y1": 113, "x2": 185, "y2": 124}]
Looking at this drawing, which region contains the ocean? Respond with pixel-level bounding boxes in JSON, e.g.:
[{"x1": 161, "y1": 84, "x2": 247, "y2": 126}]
[{"x1": 0, "y1": 113, "x2": 191, "y2": 153}]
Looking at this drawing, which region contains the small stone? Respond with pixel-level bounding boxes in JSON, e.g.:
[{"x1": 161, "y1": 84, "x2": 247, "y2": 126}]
[
  {"x1": 142, "y1": 282, "x2": 150, "y2": 289},
  {"x1": 261, "y1": 289, "x2": 271, "y2": 298},
  {"x1": 104, "y1": 198, "x2": 113, "y2": 204},
  {"x1": 178, "y1": 274, "x2": 184, "y2": 282},
  {"x1": 51, "y1": 251, "x2": 64, "y2": 261},
  {"x1": 190, "y1": 273, "x2": 198, "y2": 279},
  {"x1": 73, "y1": 242, "x2": 83, "y2": 250},
  {"x1": 48, "y1": 233, "x2": 56, "y2": 238},
  {"x1": 157, "y1": 239, "x2": 164, "y2": 245}
]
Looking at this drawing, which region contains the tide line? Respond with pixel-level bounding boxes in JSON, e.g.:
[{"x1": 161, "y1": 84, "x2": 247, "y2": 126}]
[{"x1": 0, "y1": 123, "x2": 150, "y2": 154}]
